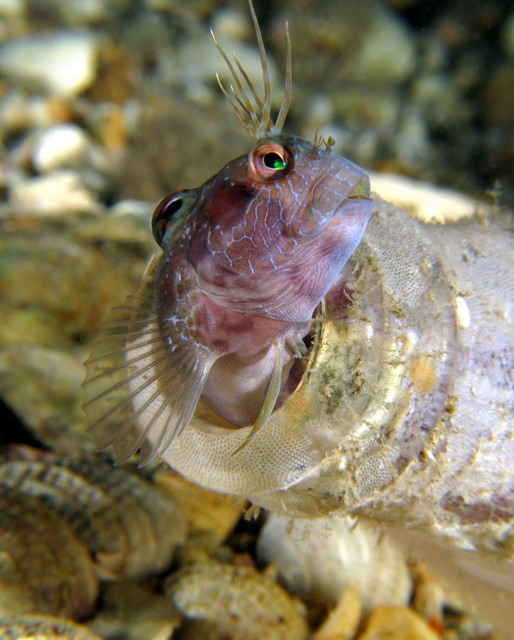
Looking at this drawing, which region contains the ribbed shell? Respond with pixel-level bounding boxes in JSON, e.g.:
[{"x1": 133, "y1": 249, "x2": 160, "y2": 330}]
[
  {"x1": 0, "y1": 457, "x2": 186, "y2": 579},
  {"x1": 0, "y1": 486, "x2": 98, "y2": 618}
]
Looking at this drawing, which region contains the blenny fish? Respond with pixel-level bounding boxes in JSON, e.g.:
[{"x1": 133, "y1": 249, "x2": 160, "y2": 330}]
[
  {"x1": 84, "y1": 2, "x2": 514, "y2": 635},
  {"x1": 84, "y1": 1, "x2": 372, "y2": 465}
]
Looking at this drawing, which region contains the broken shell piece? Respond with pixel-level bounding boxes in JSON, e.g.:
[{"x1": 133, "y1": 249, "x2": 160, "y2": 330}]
[
  {"x1": 164, "y1": 561, "x2": 309, "y2": 640},
  {"x1": 154, "y1": 469, "x2": 246, "y2": 552}
]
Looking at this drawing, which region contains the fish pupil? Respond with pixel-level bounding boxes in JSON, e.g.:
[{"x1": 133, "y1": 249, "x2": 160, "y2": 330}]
[
  {"x1": 162, "y1": 197, "x2": 183, "y2": 218},
  {"x1": 264, "y1": 152, "x2": 286, "y2": 170},
  {"x1": 152, "y1": 192, "x2": 188, "y2": 246}
]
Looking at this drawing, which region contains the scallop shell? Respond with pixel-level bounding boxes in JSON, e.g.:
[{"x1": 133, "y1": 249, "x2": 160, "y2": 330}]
[
  {"x1": 164, "y1": 560, "x2": 309, "y2": 640},
  {"x1": 0, "y1": 457, "x2": 186, "y2": 579},
  {"x1": 0, "y1": 485, "x2": 99, "y2": 619}
]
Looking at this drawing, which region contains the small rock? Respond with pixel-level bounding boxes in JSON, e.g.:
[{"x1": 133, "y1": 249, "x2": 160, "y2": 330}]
[
  {"x1": 161, "y1": 31, "x2": 279, "y2": 106},
  {"x1": 10, "y1": 170, "x2": 98, "y2": 214},
  {"x1": 0, "y1": 344, "x2": 91, "y2": 452},
  {"x1": 345, "y1": 6, "x2": 416, "y2": 84},
  {"x1": 89, "y1": 582, "x2": 180, "y2": 640},
  {"x1": 32, "y1": 124, "x2": 90, "y2": 172},
  {"x1": 0, "y1": 32, "x2": 97, "y2": 96},
  {"x1": 56, "y1": 0, "x2": 108, "y2": 26},
  {"x1": 0, "y1": 615, "x2": 104, "y2": 640},
  {"x1": 413, "y1": 72, "x2": 471, "y2": 127},
  {"x1": 312, "y1": 587, "x2": 361, "y2": 640}
]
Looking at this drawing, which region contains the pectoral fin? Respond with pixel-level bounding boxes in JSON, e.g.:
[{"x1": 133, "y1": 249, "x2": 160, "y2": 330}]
[{"x1": 83, "y1": 291, "x2": 211, "y2": 466}]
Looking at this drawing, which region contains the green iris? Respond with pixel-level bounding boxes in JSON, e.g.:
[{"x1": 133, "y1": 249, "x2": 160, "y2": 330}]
[{"x1": 264, "y1": 152, "x2": 287, "y2": 170}]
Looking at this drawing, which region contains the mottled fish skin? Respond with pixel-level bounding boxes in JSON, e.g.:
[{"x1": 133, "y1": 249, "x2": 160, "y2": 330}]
[{"x1": 153, "y1": 135, "x2": 372, "y2": 434}]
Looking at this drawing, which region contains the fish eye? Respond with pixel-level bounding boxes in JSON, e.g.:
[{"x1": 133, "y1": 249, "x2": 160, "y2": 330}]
[
  {"x1": 248, "y1": 141, "x2": 293, "y2": 182},
  {"x1": 152, "y1": 189, "x2": 195, "y2": 247}
]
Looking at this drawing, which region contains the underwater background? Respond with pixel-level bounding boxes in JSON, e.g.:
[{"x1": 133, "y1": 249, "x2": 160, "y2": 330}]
[{"x1": 0, "y1": 0, "x2": 513, "y2": 638}]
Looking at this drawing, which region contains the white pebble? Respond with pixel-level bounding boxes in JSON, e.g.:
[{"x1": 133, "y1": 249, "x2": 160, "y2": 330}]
[
  {"x1": 32, "y1": 124, "x2": 90, "y2": 172},
  {"x1": 10, "y1": 170, "x2": 98, "y2": 215},
  {"x1": 0, "y1": 32, "x2": 97, "y2": 97}
]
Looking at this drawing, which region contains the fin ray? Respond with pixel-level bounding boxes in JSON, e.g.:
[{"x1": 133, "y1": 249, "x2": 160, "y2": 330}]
[{"x1": 232, "y1": 341, "x2": 283, "y2": 455}]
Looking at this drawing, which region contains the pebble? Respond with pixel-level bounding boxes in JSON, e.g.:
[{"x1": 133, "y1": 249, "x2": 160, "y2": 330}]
[
  {"x1": 9, "y1": 170, "x2": 99, "y2": 214},
  {"x1": 55, "y1": 0, "x2": 109, "y2": 26},
  {"x1": 32, "y1": 124, "x2": 91, "y2": 172},
  {"x1": 160, "y1": 31, "x2": 279, "y2": 107},
  {"x1": 412, "y1": 72, "x2": 471, "y2": 127},
  {"x1": 345, "y1": 6, "x2": 416, "y2": 84},
  {"x1": 0, "y1": 31, "x2": 97, "y2": 96},
  {"x1": 0, "y1": 344, "x2": 92, "y2": 453}
]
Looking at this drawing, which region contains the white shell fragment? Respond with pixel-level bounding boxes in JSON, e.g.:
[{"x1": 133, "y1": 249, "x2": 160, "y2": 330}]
[
  {"x1": 0, "y1": 32, "x2": 97, "y2": 96},
  {"x1": 257, "y1": 514, "x2": 412, "y2": 614}
]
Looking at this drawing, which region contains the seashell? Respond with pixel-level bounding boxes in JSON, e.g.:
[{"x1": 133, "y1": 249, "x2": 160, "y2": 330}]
[
  {"x1": 257, "y1": 514, "x2": 412, "y2": 615},
  {"x1": 164, "y1": 560, "x2": 309, "y2": 640},
  {"x1": 0, "y1": 485, "x2": 99, "y2": 618},
  {"x1": 0, "y1": 614, "x2": 104, "y2": 640},
  {"x1": 0, "y1": 457, "x2": 186, "y2": 579}
]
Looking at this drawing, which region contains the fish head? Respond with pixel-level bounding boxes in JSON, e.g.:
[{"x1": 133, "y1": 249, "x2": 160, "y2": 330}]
[{"x1": 154, "y1": 135, "x2": 372, "y2": 323}]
